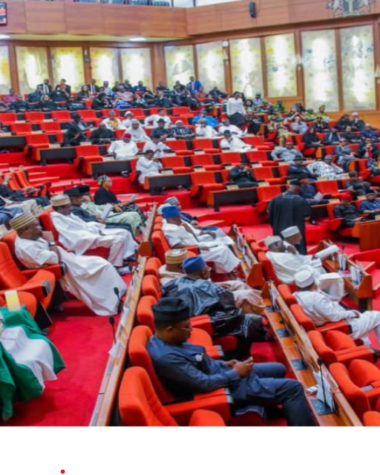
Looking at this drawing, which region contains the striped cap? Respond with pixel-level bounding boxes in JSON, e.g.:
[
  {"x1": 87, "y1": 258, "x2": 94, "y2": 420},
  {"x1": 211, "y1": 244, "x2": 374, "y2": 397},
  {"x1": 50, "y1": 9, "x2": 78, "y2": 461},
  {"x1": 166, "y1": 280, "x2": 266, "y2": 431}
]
[
  {"x1": 165, "y1": 249, "x2": 188, "y2": 265},
  {"x1": 51, "y1": 194, "x2": 71, "y2": 207},
  {"x1": 9, "y1": 212, "x2": 36, "y2": 231}
]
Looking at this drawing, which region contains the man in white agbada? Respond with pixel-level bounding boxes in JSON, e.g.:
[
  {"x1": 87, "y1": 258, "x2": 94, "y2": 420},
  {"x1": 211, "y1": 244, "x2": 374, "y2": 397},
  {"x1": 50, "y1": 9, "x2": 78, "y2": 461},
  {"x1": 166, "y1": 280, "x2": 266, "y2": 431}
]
[
  {"x1": 50, "y1": 194, "x2": 136, "y2": 269},
  {"x1": 144, "y1": 110, "x2": 172, "y2": 128},
  {"x1": 126, "y1": 119, "x2": 149, "y2": 142},
  {"x1": 161, "y1": 206, "x2": 240, "y2": 274},
  {"x1": 136, "y1": 150, "x2": 163, "y2": 186},
  {"x1": 107, "y1": 133, "x2": 138, "y2": 160},
  {"x1": 195, "y1": 119, "x2": 218, "y2": 138},
  {"x1": 121, "y1": 111, "x2": 134, "y2": 129},
  {"x1": 294, "y1": 267, "x2": 380, "y2": 353},
  {"x1": 142, "y1": 137, "x2": 172, "y2": 159},
  {"x1": 265, "y1": 234, "x2": 344, "y2": 301},
  {"x1": 11, "y1": 212, "x2": 127, "y2": 316},
  {"x1": 218, "y1": 118, "x2": 244, "y2": 137},
  {"x1": 220, "y1": 130, "x2": 252, "y2": 152},
  {"x1": 159, "y1": 249, "x2": 264, "y2": 312}
]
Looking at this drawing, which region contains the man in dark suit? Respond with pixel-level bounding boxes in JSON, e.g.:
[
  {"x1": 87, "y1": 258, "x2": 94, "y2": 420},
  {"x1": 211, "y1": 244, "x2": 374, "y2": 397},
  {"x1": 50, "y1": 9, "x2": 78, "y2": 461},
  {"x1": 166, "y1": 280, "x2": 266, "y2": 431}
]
[
  {"x1": 90, "y1": 123, "x2": 115, "y2": 145},
  {"x1": 38, "y1": 79, "x2": 52, "y2": 96},
  {"x1": 9, "y1": 94, "x2": 30, "y2": 112},
  {"x1": 88, "y1": 79, "x2": 99, "y2": 95}
]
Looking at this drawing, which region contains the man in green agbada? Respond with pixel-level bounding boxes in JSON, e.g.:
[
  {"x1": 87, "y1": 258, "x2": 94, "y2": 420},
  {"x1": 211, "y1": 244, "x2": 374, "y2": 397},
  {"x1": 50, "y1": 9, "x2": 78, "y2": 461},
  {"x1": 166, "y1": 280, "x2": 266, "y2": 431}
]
[{"x1": 0, "y1": 307, "x2": 64, "y2": 420}]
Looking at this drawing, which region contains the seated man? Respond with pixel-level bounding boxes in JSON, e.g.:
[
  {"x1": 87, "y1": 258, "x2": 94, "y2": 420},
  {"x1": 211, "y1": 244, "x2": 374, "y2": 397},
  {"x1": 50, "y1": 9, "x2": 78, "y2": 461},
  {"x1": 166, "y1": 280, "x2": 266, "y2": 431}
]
[
  {"x1": 333, "y1": 193, "x2": 362, "y2": 228},
  {"x1": 171, "y1": 120, "x2": 195, "y2": 140},
  {"x1": 148, "y1": 296, "x2": 315, "y2": 426},
  {"x1": 79, "y1": 184, "x2": 142, "y2": 236},
  {"x1": 358, "y1": 137, "x2": 380, "y2": 161},
  {"x1": 230, "y1": 165, "x2": 258, "y2": 188},
  {"x1": 121, "y1": 111, "x2": 134, "y2": 129},
  {"x1": 334, "y1": 139, "x2": 356, "y2": 171},
  {"x1": 345, "y1": 170, "x2": 371, "y2": 197},
  {"x1": 143, "y1": 136, "x2": 172, "y2": 159},
  {"x1": 359, "y1": 189, "x2": 380, "y2": 216},
  {"x1": 107, "y1": 133, "x2": 138, "y2": 160},
  {"x1": 9, "y1": 94, "x2": 30, "y2": 112},
  {"x1": 126, "y1": 120, "x2": 149, "y2": 142},
  {"x1": 265, "y1": 236, "x2": 324, "y2": 284},
  {"x1": 101, "y1": 110, "x2": 125, "y2": 131},
  {"x1": 160, "y1": 251, "x2": 265, "y2": 314},
  {"x1": 0, "y1": 299, "x2": 64, "y2": 420},
  {"x1": 136, "y1": 150, "x2": 163, "y2": 189},
  {"x1": 270, "y1": 140, "x2": 304, "y2": 164},
  {"x1": 323, "y1": 126, "x2": 342, "y2": 145},
  {"x1": 360, "y1": 123, "x2": 379, "y2": 142},
  {"x1": 0, "y1": 173, "x2": 49, "y2": 210},
  {"x1": 294, "y1": 267, "x2": 380, "y2": 352},
  {"x1": 163, "y1": 255, "x2": 266, "y2": 341},
  {"x1": 63, "y1": 187, "x2": 136, "y2": 236},
  {"x1": 159, "y1": 196, "x2": 229, "y2": 238},
  {"x1": 11, "y1": 212, "x2": 127, "y2": 316},
  {"x1": 307, "y1": 155, "x2": 344, "y2": 179},
  {"x1": 342, "y1": 126, "x2": 361, "y2": 144},
  {"x1": 351, "y1": 112, "x2": 365, "y2": 132},
  {"x1": 191, "y1": 109, "x2": 220, "y2": 127},
  {"x1": 218, "y1": 118, "x2": 244, "y2": 137},
  {"x1": 298, "y1": 176, "x2": 329, "y2": 206},
  {"x1": 144, "y1": 109, "x2": 172, "y2": 128},
  {"x1": 50, "y1": 194, "x2": 136, "y2": 271},
  {"x1": 220, "y1": 130, "x2": 251, "y2": 152},
  {"x1": 150, "y1": 119, "x2": 171, "y2": 140},
  {"x1": 288, "y1": 157, "x2": 316, "y2": 181},
  {"x1": 162, "y1": 206, "x2": 240, "y2": 275},
  {"x1": 195, "y1": 119, "x2": 218, "y2": 138},
  {"x1": 90, "y1": 123, "x2": 115, "y2": 145}
]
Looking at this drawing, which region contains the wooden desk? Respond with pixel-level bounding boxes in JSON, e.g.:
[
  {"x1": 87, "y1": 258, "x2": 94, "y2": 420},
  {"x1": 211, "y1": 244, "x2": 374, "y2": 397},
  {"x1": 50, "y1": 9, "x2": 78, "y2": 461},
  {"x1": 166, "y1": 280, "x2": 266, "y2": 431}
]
[
  {"x1": 39, "y1": 146, "x2": 77, "y2": 165},
  {"x1": 91, "y1": 159, "x2": 132, "y2": 178},
  {"x1": 207, "y1": 187, "x2": 257, "y2": 212},
  {"x1": 146, "y1": 173, "x2": 192, "y2": 190},
  {"x1": 352, "y1": 220, "x2": 380, "y2": 251}
]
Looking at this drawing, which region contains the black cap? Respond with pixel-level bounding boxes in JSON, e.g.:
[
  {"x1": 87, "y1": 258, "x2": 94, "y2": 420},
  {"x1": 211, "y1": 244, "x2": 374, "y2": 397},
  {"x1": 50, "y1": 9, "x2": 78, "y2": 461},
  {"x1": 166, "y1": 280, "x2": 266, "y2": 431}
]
[
  {"x1": 289, "y1": 179, "x2": 301, "y2": 186},
  {"x1": 72, "y1": 113, "x2": 81, "y2": 119},
  {"x1": 77, "y1": 185, "x2": 90, "y2": 194},
  {"x1": 152, "y1": 297, "x2": 190, "y2": 324},
  {"x1": 63, "y1": 187, "x2": 81, "y2": 197}
]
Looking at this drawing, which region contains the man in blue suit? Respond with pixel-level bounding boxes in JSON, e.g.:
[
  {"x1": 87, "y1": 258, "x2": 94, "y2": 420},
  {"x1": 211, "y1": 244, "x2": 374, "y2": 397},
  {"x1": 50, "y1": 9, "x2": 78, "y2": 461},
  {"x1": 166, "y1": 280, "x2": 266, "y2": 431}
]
[
  {"x1": 147, "y1": 295, "x2": 315, "y2": 426},
  {"x1": 188, "y1": 76, "x2": 202, "y2": 94}
]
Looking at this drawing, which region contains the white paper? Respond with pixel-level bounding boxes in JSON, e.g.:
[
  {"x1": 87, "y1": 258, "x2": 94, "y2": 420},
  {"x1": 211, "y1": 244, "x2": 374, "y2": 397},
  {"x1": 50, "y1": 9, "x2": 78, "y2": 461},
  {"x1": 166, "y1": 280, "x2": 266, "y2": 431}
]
[
  {"x1": 314, "y1": 245, "x2": 339, "y2": 260},
  {"x1": 108, "y1": 340, "x2": 120, "y2": 358},
  {"x1": 120, "y1": 305, "x2": 129, "y2": 328},
  {"x1": 338, "y1": 253, "x2": 347, "y2": 271},
  {"x1": 313, "y1": 370, "x2": 335, "y2": 412},
  {"x1": 314, "y1": 192, "x2": 324, "y2": 201},
  {"x1": 101, "y1": 203, "x2": 113, "y2": 221}
]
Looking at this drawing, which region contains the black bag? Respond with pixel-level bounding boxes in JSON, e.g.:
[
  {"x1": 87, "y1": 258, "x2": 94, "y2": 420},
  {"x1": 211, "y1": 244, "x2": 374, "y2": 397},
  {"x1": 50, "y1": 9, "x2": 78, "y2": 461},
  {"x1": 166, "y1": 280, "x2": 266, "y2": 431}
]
[{"x1": 241, "y1": 314, "x2": 269, "y2": 342}]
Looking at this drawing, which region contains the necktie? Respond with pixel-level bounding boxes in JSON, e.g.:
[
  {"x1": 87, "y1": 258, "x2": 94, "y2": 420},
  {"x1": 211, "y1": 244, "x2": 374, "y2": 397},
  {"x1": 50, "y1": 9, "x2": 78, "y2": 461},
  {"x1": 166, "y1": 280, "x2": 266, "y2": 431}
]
[{"x1": 368, "y1": 147, "x2": 372, "y2": 159}]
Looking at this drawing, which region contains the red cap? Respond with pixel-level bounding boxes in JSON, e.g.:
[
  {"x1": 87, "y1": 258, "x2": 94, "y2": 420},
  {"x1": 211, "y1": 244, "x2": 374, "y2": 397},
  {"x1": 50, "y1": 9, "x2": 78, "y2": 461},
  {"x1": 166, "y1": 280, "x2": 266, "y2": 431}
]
[
  {"x1": 341, "y1": 192, "x2": 352, "y2": 201},
  {"x1": 123, "y1": 133, "x2": 132, "y2": 138},
  {"x1": 285, "y1": 139, "x2": 293, "y2": 144}
]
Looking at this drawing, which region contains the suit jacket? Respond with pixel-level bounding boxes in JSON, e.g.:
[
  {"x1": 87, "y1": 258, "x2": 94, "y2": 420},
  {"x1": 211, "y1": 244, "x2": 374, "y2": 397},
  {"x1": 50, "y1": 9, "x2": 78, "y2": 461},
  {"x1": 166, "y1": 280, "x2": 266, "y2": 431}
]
[
  {"x1": 38, "y1": 84, "x2": 53, "y2": 94},
  {"x1": 87, "y1": 84, "x2": 99, "y2": 94}
]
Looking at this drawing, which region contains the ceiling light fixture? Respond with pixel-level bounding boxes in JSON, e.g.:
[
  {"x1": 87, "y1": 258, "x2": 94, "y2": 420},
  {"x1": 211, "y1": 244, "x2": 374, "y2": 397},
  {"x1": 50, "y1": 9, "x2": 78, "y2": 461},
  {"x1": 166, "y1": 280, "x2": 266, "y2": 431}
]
[
  {"x1": 0, "y1": 34, "x2": 10, "y2": 39},
  {"x1": 129, "y1": 37, "x2": 147, "y2": 42}
]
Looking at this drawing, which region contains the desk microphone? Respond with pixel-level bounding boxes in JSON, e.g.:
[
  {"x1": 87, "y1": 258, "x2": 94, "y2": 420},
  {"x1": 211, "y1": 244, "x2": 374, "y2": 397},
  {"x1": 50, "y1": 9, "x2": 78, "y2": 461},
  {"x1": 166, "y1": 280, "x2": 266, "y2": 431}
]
[
  {"x1": 317, "y1": 357, "x2": 328, "y2": 408},
  {"x1": 109, "y1": 287, "x2": 120, "y2": 343}
]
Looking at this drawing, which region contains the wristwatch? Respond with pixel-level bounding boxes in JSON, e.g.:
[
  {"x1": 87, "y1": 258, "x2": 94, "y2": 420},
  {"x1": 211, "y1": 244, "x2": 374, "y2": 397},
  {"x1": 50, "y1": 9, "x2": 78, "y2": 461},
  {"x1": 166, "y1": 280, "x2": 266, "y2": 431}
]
[{"x1": 48, "y1": 242, "x2": 56, "y2": 247}]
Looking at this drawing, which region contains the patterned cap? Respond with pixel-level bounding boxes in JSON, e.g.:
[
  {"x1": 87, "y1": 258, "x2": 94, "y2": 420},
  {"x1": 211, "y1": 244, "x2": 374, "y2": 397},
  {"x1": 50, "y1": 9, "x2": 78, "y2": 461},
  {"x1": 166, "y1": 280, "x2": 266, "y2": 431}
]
[{"x1": 9, "y1": 212, "x2": 36, "y2": 231}]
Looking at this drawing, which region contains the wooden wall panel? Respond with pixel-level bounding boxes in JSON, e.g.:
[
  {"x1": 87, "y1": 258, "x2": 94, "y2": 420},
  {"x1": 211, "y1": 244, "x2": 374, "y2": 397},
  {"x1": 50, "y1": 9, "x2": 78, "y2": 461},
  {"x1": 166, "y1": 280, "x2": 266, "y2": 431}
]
[
  {"x1": 65, "y1": 4, "x2": 104, "y2": 35},
  {"x1": 1, "y1": 1, "x2": 26, "y2": 34},
  {"x1": 24, "y1": 2, "x2": 65, "y2": 34},
  {"x1": 102, "y1": 5, "x2": 140, "y2": 36}
]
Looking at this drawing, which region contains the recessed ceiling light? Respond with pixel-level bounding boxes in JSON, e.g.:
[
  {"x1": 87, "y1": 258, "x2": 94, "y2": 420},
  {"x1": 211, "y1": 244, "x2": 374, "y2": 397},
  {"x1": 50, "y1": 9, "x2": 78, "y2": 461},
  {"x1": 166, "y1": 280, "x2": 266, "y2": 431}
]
[
  {"x1": 0, "y1": 35, "x2": 10, "y2": 39},
  {"x1": 129, "y1": 37, "x2": 147, "y2": 42}
]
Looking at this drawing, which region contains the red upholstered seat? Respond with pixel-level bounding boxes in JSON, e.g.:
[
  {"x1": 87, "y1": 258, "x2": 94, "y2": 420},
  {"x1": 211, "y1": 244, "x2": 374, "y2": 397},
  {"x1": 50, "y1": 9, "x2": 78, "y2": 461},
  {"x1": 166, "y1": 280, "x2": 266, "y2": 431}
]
[
  {"x1": 190, "y1": 154, "x2": 222, "y2": 170},
  {"x1": 25, "y1": 134, "x2": 50, "y2": 161},
  {"x1": 290, "y1": 303, "x2": 351, "y2": 334},
  {"x1": 257, "y1": 251, "x2": 281, "y2": 286},
  {"x1": 363, "y1": 411, "x2": 380, "y2": 426},
  {"x1": 144, "y1": 257, "x2": 162, "y2": 279},
  {"x1": 118, "y1": 367, "x2": 226, "y2": 426},
  {"x1": 190, "y1": 171, "x2": 224, "y2": 203},
  {"x1": 330, "y1": 360, "x2": 380, "y2": 421},
  {"x1": 51, "y1": 111, "x2": 71, "y2": 121},
  {"x1": 308, "y1": 330, "x2": 374, "y2": 367},
  {"x1": 256, "y1": 185, "x2": 282, "y2": 213},
  {"x1": 277, "y1": 284, "x2": 297, "y2": 306},
  {"x1": 252, "y1": 167, "x2": 283, "y2": 185},
  {"x1": 161, "y1": 156, "x2": 192, "y2": 174},
  {"x1": 193, "y1": 138, "x2": 220, "y2": 154},
  {"x1": 10, "y1": 123, "x2": 33, "y2": 134},
  {"x1": 0, "y1": 242, "x2": 56, "y2": 310}
]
